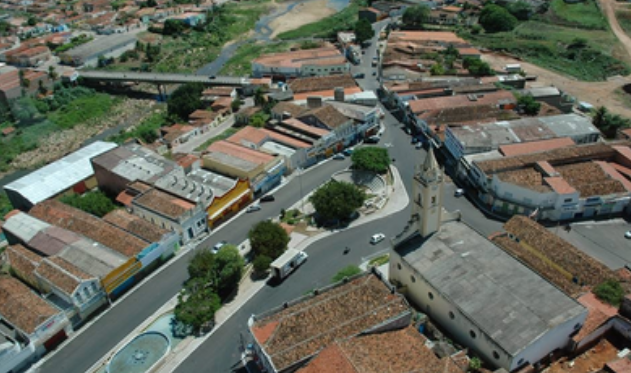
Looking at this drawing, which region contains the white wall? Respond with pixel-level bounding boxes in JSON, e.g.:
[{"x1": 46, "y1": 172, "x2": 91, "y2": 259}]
[{"x1": 0, "y1": 337, "x2": 36, "y2": 373}]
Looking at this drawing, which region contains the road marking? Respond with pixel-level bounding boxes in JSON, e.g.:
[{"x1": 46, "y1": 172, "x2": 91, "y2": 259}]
[{"x1": 385, "y1": 143, "x2": 393, "y2": 148}]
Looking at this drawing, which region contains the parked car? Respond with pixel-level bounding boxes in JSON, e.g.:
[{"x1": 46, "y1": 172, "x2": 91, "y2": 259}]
[
  {"x1": 212, "y1": 240, "x2": 228, "y2": 253},
  {"x1": 365, "y1": 135, "x2": 381, "y2": 144},
  {"x1": 246, "y1": 204, "x2": 261, "y2": 213},
  {"x1": 353, "y1": 73, "x2": 365, "y2": 79},
  {"x1": 209, "y1": 75, "x2": 216, "y2": 79},
  {"x1": 370, "y1": 233, "x2": 386, "y2": 244},
  {"x1": 454, "y1": 188, "x2": 465, "y2": 197},
  {"x1": 625, "y1": 230, "x2": 631, "y2": 239},
  {"x1": 261, "y1": 194, "x2": 275, "y2": 202},
  {"x1": 343, "y1": 149, "x2": 353, "y2": 156},
  {"x1": 333, "y1": 153, "x2": 345, "y2": 160},
  {"x1": 415, "y1": 142, "x2": 423, "y2": 149}
]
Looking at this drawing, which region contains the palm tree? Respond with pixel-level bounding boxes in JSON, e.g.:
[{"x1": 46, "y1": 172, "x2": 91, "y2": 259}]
[
  {"x1": 592, "y1": 105, "x2": 608, "y2": 130},
  {"x1": 253, "y1": 87, "x2": 265, "y2": 107}
]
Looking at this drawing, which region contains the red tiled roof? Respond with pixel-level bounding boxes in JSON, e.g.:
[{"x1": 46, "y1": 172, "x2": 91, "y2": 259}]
[
  {"x1": 116, "y1": 190, "x2": 135, "y2": 206},
  {"x1": 207, "y1": 140, "x2": 275, "y2": 165},
  {"x1": 297, "y1": 343, "x2": 356, "y2": 373},
  {"x1": 595, "y1": 161, "x2": 631, "y2": 192},
  {"x1": 134, "y1": 188, "x2": 195, "y2": 220},
  {"x1": 606, "y1": 358, "x2": 631, "y2": 373},
  {"x1": 544, "y1": 177, "x2": 576, "y2": 195},
  {"x1": 0, "y1": 276, "x2": 58, "y2": 334},
  {"x1": 499, "y1": 137, "x2": 576, "y2": 157},
  {"x1": 227, "y1": 126, "x2": 269, "y2": 147},
  {"x1": 259, "y1": 128, "x2": 310, "y2": 149},
  {"x1": 282, "y1": 118, "x2": 330, "y2": 137},
  {"x1": 573, "y1": 292, "x2": 618, "y2": 343},
  {"x1": 5, "y1": 244, "x2": 42, "y2": 286},
  {"x1": 103, "y1": 209, "x2": 170, "y2": 243},
  {"x1": 408, "y1": 91, "x2": 515, "y2": 114},
  {"x1": 389, "y1": 31, "x2": 467, "y2": 44}
]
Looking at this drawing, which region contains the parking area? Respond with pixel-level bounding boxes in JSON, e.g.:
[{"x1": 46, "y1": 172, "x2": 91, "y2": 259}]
[{"x1": 552, "y1": 219, "x2": 631, "y2": 270}]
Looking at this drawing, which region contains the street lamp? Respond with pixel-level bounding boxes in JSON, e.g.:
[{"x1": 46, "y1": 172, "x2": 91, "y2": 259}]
[{"x1": 298, "y1": 168, "x2": 305, "y2": 213}]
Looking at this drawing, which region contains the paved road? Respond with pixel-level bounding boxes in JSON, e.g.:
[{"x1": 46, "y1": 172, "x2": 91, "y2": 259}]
[
  {"x1": 39, "y1": 158, "x2": 350, "y2": 373},
  {"x1": 78, "y1": 71, "x2": 248, "y2": 86}
]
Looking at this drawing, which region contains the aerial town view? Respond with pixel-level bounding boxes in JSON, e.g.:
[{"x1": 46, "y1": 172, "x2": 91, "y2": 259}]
[{"x1": 3, "y1": 0, "x2": 631, "y2": 371}]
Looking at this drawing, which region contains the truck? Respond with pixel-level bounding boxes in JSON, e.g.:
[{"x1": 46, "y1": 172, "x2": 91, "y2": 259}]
[{"x1": 270, "y1": 248, "x2": 308, "y2": 280}]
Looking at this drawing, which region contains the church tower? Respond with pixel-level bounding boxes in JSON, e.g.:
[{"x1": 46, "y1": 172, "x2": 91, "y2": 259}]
[{"x1": 413, "y1": 146, "x2": 444, "y2": 237}]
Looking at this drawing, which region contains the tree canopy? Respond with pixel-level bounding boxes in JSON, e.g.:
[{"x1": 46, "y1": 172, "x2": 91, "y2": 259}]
[
  {"x1": 310, "y1": 181, "x2": 365, "y2": 222},
  {"x1": 174, "y1": 281, "x2": 221, "y2": 333},
  {"x1": 506, "y1": 0, "x2": 532, "y2": 20},
  {"x1": 479, "y1": 4, "x2": 518, "y2": 33},
  {"x1": 249, "y1": 220, "x2": 290, "y2": 260},
  {"x1": 463, "y1": 57, "x2": 494, "y2": 77},
  {"x1": 592, "y1": 106, "x2": 630, "y2": 138},
  {"x1": 351, "y1": 147, "x2": 391, "y2": 174},
  {"x1": 402, "y1": 5, "x2": 430, "y2": 30},
  {"x1": 354, "y1": 18, "x2": 375, "y2": 45},
  {"x1": 593, "y1": 279, "x2": 624, "y2": 306},
  {"x1": 187, "y1": 248, "x2": 216, "y2": 280},
  {"x1": 213, "y1": 245, "x2": 244, "y2": 297},
  {"x1": 167, "y1": 82, "x2": 203, "y2": 121},
  {"x1": 60, "y1": 191, "x2": 116, "y2": 218},
  {"x1": 516, "y1": 94, "x2": 541, "y2": 116}
]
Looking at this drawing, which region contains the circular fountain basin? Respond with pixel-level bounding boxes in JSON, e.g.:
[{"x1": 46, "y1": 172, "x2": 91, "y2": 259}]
[{"x1": 107, "y1": 331, "x2": 170, "y2": 373}]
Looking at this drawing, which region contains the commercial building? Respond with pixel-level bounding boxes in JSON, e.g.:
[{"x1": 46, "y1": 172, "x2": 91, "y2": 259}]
[
  {"x1": 389, "y1": 148, "x2": 587, "y2": 371},
  {"x1": 252, "y1": 47, "x2": 350, "y2": 79},
  {"x1": 203, "y1": 140, "x2": 286, "y2": 196},
  {"x1": 59, "y1": 32, "x2": 137, "y2": 66},
  {"x1": 468, "y1": 142, "x2": 631, "y2": 221},
  {"x1": 3, "y1": 141, "x2": 117, "y2": 211},
  {"x1": 249, "y1": 272, "x2": 467, "y2": 373}
]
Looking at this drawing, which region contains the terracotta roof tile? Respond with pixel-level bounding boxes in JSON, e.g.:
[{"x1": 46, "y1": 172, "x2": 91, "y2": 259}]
[
  {"x1": 271, "y1": 102, "x2": 308, "y2": 118},
  {"x1": 299, "y1": 105, "x2": 348, "y2": 129},
  {"x1": 544, "y1": 176, "x2": 576, "y2": 195},
  {"x1": 5, "y1": 244, "x2": 42, "y2": 286},
  {"x1": 207, "y1": 140, "x2": 275, "y2": 164},
  {"x1": 408, "y1": 91, "x2": 515, "y2": 114},
  {"x1": 499, "y1": 137, "x2": 576, "y2": 157},
  {"x1": 227, "y1": 126, "x2": 269, "y2": 147},
  {"x1": 259, "y1": 128, "x2": 311, "y2": 149},
  {"x1": 103, "y1": 209, "x2": 169, "y2": 242},
  {"x1": 297, "y1": 343, "x2": 357, "y2": 373},
  {"x1": 133, "y1": 188, "x2": 195, "y2": 220},
  {"x1": 0, "y1": 276, "x2": 58, "y2": 334},
  {"x1": 30, "y1": 200, "x2": 148, "y2": 258},
  {"x1": 293, "y1": 86, "x2": 362, "y2": 101},
  {"x1": 289, "y1": 74, "x2": 356, "y2": 94},
  {"x1": 36, "y1": 258, "x2": 85, "y2": 295}
]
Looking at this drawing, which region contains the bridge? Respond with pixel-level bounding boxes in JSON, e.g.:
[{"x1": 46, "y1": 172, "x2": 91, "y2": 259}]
[{"x1": 78, "y1": 71, "x2": 251, "y2": 87}]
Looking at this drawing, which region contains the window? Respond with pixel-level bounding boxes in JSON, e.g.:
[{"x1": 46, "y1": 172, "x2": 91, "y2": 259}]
[
  {"x1": 75, "y1": 293, "x2": 83, "y2": 303},
  {"x1": 428, "y1": 292, "x2": 434, "y2": 300},
  {"x1": 469, "y1": 330, "x2": 476, "y2": 339},
  {"x1": 449, "y1": 311, "x2": 455, "y2": 320},
  {"x1": 410, "y1": 275, "x2": 416, "y2": 283},
  {"x1": 91, "y1": 283, "x2": 98, "y2": 293},
  {"x1": 517, "y1": 359, "x2": 525, "y2": 366},
  {"x1": 84, "y1": 288, "x2": 90, "y2": 298},
  {"x1": 564, "y1": 198, "x2": 573, "y2": 203},
  {"x1": 397, "y1": 263, "x2": 402, "y2": 270},
  {"x1": 431, "y1": 196, "x2": 436, "y2": 204},
  {"x1": 493, "y1": 351, "x2": 500, "y2": 360}
]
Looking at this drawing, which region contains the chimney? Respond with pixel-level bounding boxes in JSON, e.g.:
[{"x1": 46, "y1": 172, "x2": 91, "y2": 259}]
[
  {"x1": 307, "y1": 96, "x2": 323, "y2": 109},
  {"x1": 334, "y1": 87, "x2": 345, "y2": 102}
]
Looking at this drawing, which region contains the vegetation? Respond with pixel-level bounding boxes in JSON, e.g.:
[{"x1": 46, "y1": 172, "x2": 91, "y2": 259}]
[
  {"x1": 548, "y1": 0, "x2": 607, "y2": 30},
  {"x1": 516, "y1": 94, "x2": 541, "y2": 115},
  {"x1": 48, "y1": 94, "x2": 116, "y2": 129},
  {"x1": 591, "y1": 106, "x2": 630, "y2": 138},
  {"x1": 0, "y1": 192, "x2": 11, "y2": 219},
  {"x1": 463, "y1": 57, "x2": 494, "y2": 77},
  {"x1": 310, "y1": 181, "x2": 366, "y2": 222},
  {"x1": 351, "y1": 147, "x2": 391, "y2": 174},
  {"x1": 220, "y1": 41, "x2": 291, "y2": 76},
  {"x1": 354, "y1": 19, "x2": 375, "y2": 45},
  {"x1": 53, "y1": 34, "x2": 93, "y2": 54},
  {"x1": 505, "y1": 0, "x2": 533, "y2": 21},
  {"x1": 277, "y1": 1, "x2": 360, "y2": 39},
  {"x1": 253, "y1": 254, "x2": 273, "y2": 274},
  {"x1": 368, "y1": 254, "x2": 389, "y2": 267},
  {"x1": 249, "y1": 112, "x2": 269, "y2": 128},
  {"x1": 401, "y1": 5, "x2": 430, "y2": 30},
  {"x1": 167, "y1": 83, "x2": 204, "y2": 121},
  {"x1": 593, "y1": 279, "x2": 625, "y2": 306},
  {"x1": 213, "y1": 245, "x2": 245, "y2": 297},
  {"x1": 479, "y1": 4, "x2": 518, "y2": 33},
  {"x1": 110, "y1": 110, "x2": 166, "y2": 144},
  {"x1": 617, "y1": 10, "x2": 631, "y2": 37},
  {"x1": 59, "y1": 191, "x2": 117, "y2": 218},
  {"x1": 249, "y1": 220, "x2": 290, "y2": 261},
  {"x1": 332, "y1": 265, "x2": 362, "y2": 283},
  {"x1": 195, "y1": 127, "x2": 238, "y2": 151},
  {"x1": 469, "y1": 357, "x2": 482, "y2": 372}
]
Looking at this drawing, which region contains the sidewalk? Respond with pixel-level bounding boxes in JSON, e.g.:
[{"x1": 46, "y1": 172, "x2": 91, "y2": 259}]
[
  {"x1": 172, "y1": 115, "x2": 235, "y2": 154},
  {"x1": 86, "y1": 165, "x2": 410, "y2": 373}
]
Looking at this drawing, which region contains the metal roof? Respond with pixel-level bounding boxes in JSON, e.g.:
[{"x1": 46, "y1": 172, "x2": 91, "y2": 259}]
[
  {"x1": 3, "y1": 141, "x2": 117, "y2": 206},
  {"x1": 2, "y1": 212, "x2": 51, "y2": 243},
  {"x1": 396, "y1": 221, "x2": 586, "y2": 356}
]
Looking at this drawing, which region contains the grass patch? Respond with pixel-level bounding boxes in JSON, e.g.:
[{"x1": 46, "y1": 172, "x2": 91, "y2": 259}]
[
  {"x1": 48, "y1": 93, "x2": 117, "y2": 129},
  {"x1": 368, "y1": 254, "x2": 389, "y2": 267},
  {"x1": 195, "y1": 127, "x2": 238, "y2": 151},
  {"x1": 617, "y1": 10, "x2": 631, "y2": 37},
  {"x1": 0, "y1": 191, "x2": 12, "y2": 219},
  {"x1": 277, "y1": 2, "x2": 359, "y2": 39},
  {"x1": 463, "y1": 21, "x2": 630, "y2": 81},
  {"x1": 109, "y1": 109, "x2": 166, "y2": 144},
  {"x1": 221, "y1": 41, "x2": 292, "y2": 76},
  {"x1": 547, "y1": 0, "x2": 607, "y2": 30},
  {"x1": 281, "y1": 208, "x2": 303, "y2": 225}
]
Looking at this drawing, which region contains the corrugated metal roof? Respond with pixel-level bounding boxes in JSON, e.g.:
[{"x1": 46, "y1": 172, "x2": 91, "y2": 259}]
[
  {"x1": 2, "y1": 212, "x2": 51, "y2": 243},
  {"x1": 3, "y1": 141, "x2": 118, "y2": 206}
]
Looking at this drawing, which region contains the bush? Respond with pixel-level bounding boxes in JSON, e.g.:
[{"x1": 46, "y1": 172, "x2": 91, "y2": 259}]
[
  {"x1": 351, "y1": 147, "x2": 391, "y2": 174},
  {"x1": 249, "y1": 220, "x2": 290, "y2": 260},
  {"x1": 479, "y1": 4, "x2": 518, "y2": 33},
  {"x1": 59, "y1": 191, "x2": 116, "y2": 217},
  {"x1": 253, "y1": 255, "x2": 272, "y2": 273},
  {"x1": 332, "y1": 265, "x2": 362, "y2": 283},
  {"x1": 310, "y1": 181, "x2": 366, "y2": 223},
  {"x1": 593, "y1": 279, "x2": 624, "y2": 306},
  {"x1": 167, "y1": 83, "x2": 203, "y2": 121},
  {"x1": 516, "y1": 94, "x2": 541, "y2": 115}
]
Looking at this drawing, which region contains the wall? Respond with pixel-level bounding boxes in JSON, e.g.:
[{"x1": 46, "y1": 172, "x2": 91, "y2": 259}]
[
  {"x1": 101, "y1": 258, "x2": 141, "y2": 295},
  {"x1": 302, "y1": 63, "x2": 350, "y2": 77},
  {"x1": 92, "y1": 162, "x2": 133, "y2": 196},
  {"x1": 137, "y1": 232, "x2": 179, "y2": 267},
  {"x1": 0, "y1": 334, "x2": 36, "y2": 373},
  {"x1": 206, "y1": 179, "x2": 252, "y2": 228}
]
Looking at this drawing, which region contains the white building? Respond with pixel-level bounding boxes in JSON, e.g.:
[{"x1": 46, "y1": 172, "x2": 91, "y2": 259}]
[{"x1": 388, "y1": 148, "x2": 588, "y2": 371}]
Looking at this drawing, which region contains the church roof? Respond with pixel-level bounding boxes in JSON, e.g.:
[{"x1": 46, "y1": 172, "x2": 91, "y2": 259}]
[
  {"x1": 394, "y1": 221, "x2": 587, "y2": 356},
  {"x1": 416, "y1": 147, "x2": 441, "y2": 183}
]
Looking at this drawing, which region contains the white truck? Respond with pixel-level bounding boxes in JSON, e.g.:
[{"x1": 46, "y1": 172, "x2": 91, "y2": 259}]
[{"x1": 270, "y1": 248, "x2": 308, "y2": 280}]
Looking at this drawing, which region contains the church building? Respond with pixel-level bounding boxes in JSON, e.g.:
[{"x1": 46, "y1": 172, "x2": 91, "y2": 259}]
[{"x1": 389, "y1": 148, "x2": 588, "y2": 372}]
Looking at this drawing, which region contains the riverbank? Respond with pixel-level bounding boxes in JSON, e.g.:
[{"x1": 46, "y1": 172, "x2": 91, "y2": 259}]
[{"x1": 268, "y1": 0, "x2": 338, "y2": 38}]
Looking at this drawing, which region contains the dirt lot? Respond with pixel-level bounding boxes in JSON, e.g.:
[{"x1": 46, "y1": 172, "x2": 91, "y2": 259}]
[
  {"x1": 548, "y1": 338, "x2": 620, "y2": 373},
  {"x1": 268, "y1": 0, "x2": 337, "y2": 38}
]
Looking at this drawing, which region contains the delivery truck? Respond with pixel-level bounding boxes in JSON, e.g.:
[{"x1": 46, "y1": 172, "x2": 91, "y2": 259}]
[{"x1": 270, "y1": 248, "x2": 308, "y2": 280}]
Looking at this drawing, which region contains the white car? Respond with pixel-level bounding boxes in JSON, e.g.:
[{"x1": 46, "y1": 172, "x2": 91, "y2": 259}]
[
  {"x1": 454, "y1": 188, "x2": 465, "y2": 197},
  {"x1": 212, "y1": 240, "x2": 227, "y2": 253},
  {"x1": 246, "y1": 204, "x2": 261, "y2": 213},
  {"x1": 625, "y1": 230, "x2": 631, "y2": 239},
  {"x1": 370, "y1": 233, "x2": 386, "y2": 244}
]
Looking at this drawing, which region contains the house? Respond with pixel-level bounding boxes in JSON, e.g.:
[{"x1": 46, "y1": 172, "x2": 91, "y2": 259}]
[
  {"x1": 202, "y1": 140, "x2": 286, "y2": 196},
  {"x1": 3, "y1": 141, "x2": 118, "y2": 211},
  {"x1": 270, "y1": 101, "x2": 308, "y2": 121},
  {"x1": 0, "y1": 312, "x2": 37, "y2": 373},
  {"x1": 188, "y1": 109, "x2": 223, "y2": 130},
  {"x1": 166, "y1": 11, "x2": 206, "y2": 26},
  {"x1": 298, "y1": 105, "x2": 355, "y2": 147},
  {"x1": 388, "y1": 148, "x2": 588, "y2": 371},
  {"x1": 326, "y1": 100, "x2": 381, "y2": 139},
  {"x1": 201, "y1": 86, "x2": 237, "y2": 101},
  {"x1": 5, "y1": 45, "x2": 51, "y2": 67},
  {"x1": 268, "y1": 117, "x2": 337, "y2": 158},
  {"x1": 235, "y1": 106, "x2": 263, "y2": 126},
  {"x1": 0, "y1": 69, "x2": 52, "y2": 104},
  {"x1": 519, "y1": 86, "x2": 574, "y2": 113},
  {"x1": 249, "y1": 272, "x2": 458, "y2": 373},
  {"x1": 469, "y1": 142, "x2": 631, "y2": 221},
  {"x1": 0, "y1": 276, "x2": 71, "y2": 357},
  {"x1": 252, "y1": 47, "x2": 350, "y2": 79},
  {"x1": 160, "y1": 124, "x2": 199, "y2": 149},
  {"x1": 59, "y1": 32, "x2": 137, "y2": 66}
]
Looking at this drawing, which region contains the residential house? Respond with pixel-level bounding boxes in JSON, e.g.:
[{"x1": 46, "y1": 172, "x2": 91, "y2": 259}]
[
  {"x1": 160, "y1": 124, "x2": 199, "y2": 149},
  {"x1": 235, "y1": 106, "x2": 263, "y2": 126},
  {"x1": 252, "y1": 47, "x2": 350, "y2": 79},
  {"x1": 325, "y1": 100, "x2": 381, "y2": 139},
  {"x1": 0, "y1": 69, "x2": 52, "y2": 104},
  {"x1": 5, "y1": 45, "x2": 51, "y2": 67},
  {"x1": 166, "y1": 11, "x2": 206, "y2": 26},
  {"x1": 519, "y1": 86, "x2": 574, "y2": 113},
  {"x1": 202, "y1": 140, "x2": 286, "y2": 196},
  {"x1": 0, "y1": 313, "x2": 37, "y2": 373},
  {"x1": 298, "y1": 105, "x2": 355, "y2": 148},
  {"x1": 270, "y1": 101, "x2": 308, "y2": 121},
  {"x1": 389, "y1": 149, "x2": 587, "y2": 371},
  {"x1": 3, "y1": 141, "x2": 118, "y2": 211},
  {"x1": 0, "y1": 276, "x2": 71, "y2": 357},
  {"x1": 188, "y1": 109, "x2": 223, "y2": 131},
  {"x1": 268, "y1": 117, "x2": 337, "y2": 158}
]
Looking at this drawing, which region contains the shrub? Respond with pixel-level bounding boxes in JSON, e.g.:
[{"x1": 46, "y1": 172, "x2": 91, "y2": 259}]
[
  {"x1": 332, "y1": 265, "x2": 362, "y2": 283},
  {"x1": 593, "y1": 279, "x2": 624, "y2": 306}
]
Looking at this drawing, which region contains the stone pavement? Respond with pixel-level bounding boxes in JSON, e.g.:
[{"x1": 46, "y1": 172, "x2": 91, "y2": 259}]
[{"x1": 87, "y1": 165, "x2": 409, "y2": 373}]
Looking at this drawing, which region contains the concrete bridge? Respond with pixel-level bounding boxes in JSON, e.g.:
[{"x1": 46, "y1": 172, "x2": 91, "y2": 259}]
[{"x1": 78, "y1": 70, "x2": 251, "y2": 86}]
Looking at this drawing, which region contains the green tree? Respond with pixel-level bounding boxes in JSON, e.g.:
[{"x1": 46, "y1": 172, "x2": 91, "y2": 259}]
[
  {"x1": 592, "y1": 106, "x2": 608, "y2": 130},
  {"x1": 163, "y1": 19, "x2": 187, "y2": 35},
  {"x1": 231, "y1": 98, "x2": 241, "y2": 112},
  {"x1": 249, "y1": 220, "x2": 290, "y2": 260},
  {"x1": 430, "y1": 63, "x2": 445, "y2": 76},
  {"x1": 516, "y1": 94, "x2": 541, "y2": 116},
  {"x1": 249, "y1": 113, "x2": 267, "y2": 128},
  {"x1": 12, "y1": 97, "x2": 40, "y2": 126},
  {"x1": 0, "y1": 192, "x2": 12, "y2": 219},
  {"x1": 213, "y1": 244, "x2": 244, "y2": 298},
  {"x1": 351, "y1": 147, "x2": 391, "y2": 174},
  {"x1": 48, "y1": 65, "x2": 57, "y2": 81},
  {"x1": 593, "y1": 279, "x2": 624, "y2": 306},
  {"x1": 332, "y1": 265, "x2": 362, "y2": 283},
  {"x1": 310, "y1": 181, "x2": 366, "y2": 222},
  {"x1": 59, "y1": 191, "x2": 116, "y2": 217},
  {"x1": 174, "y1": 280, "x2": 221, "y2": 332},
  {"x1": 253, "y1": 87, "x2": 266, "y2": 107},
  {"x1": 354, "y1": 18, "x2": 375, "y2": 45},
  {"x1": 253, "y1": 255, "x2": 272, "y2": 274},
  {"x1": 188, "y1": 248, "x2": 216, "y2": 280},
  {"x1": 506, "y1": 0, "x2": 532, "y2": 20},
  {"x1": 469, "y1": 357, "x2": 482, "y2": 372},
  {"x1": 463, "y1": 57, "x2": 494, "y2": 77},
  {"x1": 402, "y1": 5, "x2": 430, "y2": 30},
  {"x1": 27, "y1": 16, "x2": 37, "y2": 26},
  {"x1": 479, "y1": 4, "x2": 518, "y2": 33},
  {"x1": 167, "y1": 82, "x2": 203, "y2": 121}
]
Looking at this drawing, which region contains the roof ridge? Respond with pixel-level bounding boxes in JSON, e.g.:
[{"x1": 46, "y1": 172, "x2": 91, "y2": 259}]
[{"x1": 42, "y1": 257, "x2": 82, "y2": 284}]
